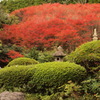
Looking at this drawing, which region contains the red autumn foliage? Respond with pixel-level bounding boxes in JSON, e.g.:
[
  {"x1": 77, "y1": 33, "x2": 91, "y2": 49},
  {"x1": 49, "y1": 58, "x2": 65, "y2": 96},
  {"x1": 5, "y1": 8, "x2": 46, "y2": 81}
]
[
  {"x1": 0, "y1": 49, "x2": 24, "y2": 67},
  {"x1": 6, "y1": 50, "x2": 24, "y2": 59},
  {"x1": 0, "y1": 59, "x2": 9, "y2": 63},
  {"x1": 0, "y1": 3, "x2": 100, "y2": 51}
]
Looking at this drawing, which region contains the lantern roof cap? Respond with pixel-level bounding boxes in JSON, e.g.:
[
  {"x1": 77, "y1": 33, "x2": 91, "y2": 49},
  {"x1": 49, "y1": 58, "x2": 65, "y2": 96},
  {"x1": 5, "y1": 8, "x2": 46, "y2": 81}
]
[{"x1": 53, "y1": 46, "x2": 66, "y2": 57}]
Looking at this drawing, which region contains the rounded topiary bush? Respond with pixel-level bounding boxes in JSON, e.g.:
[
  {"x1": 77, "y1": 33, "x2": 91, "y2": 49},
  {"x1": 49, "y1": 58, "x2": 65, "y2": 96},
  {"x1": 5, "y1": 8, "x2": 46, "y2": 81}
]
[
  {"x1": 7, "y1": 57, "x2": 39, "y2": 67},
  {"x1": 0, "y1": 62, "x2": 86, "y2": 93},
  {"x1": 0, "y1": 66, "x2": 32, "y2": 90},
  {"x1": 68, "y1": 40, "x2": 100, "y2": 72},
  {"x1": 27, "y1": 62, "x2": 87, "y2": 94}
]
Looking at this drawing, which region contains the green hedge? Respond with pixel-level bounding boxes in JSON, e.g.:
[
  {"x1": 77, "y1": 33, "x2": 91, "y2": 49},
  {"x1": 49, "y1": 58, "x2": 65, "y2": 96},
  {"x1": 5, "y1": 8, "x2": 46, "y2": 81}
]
[
  {"x1": 0, "y1": 62, "x2": 86, "y2": 94},
  {"x1": 7, "y1": 57, "x2": 39, "y2": 67},
  {"x1": 68, "y1": 40, "x2": 100, "y2": 72},
  {"x1": 27, "y1": 62, "x2": 87, "y2": 94},
  {"x1": 0, "y1": 66, "x2": 32, "y2": 90}
]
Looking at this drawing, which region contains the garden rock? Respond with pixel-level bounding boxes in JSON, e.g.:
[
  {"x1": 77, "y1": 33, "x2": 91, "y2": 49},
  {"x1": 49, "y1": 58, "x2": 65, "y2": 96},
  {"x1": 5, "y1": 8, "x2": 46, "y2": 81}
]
[{"x1": 0, "y1": 91, "x2": 25, "y2": 100}]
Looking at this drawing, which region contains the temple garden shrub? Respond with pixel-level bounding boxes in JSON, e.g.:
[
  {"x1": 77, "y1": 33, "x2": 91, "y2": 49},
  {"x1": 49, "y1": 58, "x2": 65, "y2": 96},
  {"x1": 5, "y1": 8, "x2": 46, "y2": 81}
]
[
  {"x1": 10, "y1": 44, "x2": 24, "y2": 53},
  {"x1": 25, "y1": 49, "x2": 54, "y2": 63},
  {"x1": 67, "y1": 40, "x2": 100, "y2": 73},
  {"x1": 27, "y1": 62, "x2": 87, "y2": 94},
  {"x1": 0, "y1": 66, "x2": 32, "y2": 90},
  {"x1": 26, "y1": 47, "x2": 39, "y2": 60},
  {"x1": 81, "y1": 77, "x2": 100, "y2": 95},
  {"x1": 0, "y1": 62, "x2": 86, "y2": 94},
  {"x1": 80, "y1": 70, "x2": 100, "y2": 95},
  {"x1": 48, "y1": 81, "x2": 82, "y2": 100},
  {"x1": 7, "y1": 57, "x2": 39, "y2": 67},
  {"x1": 38, "y1": 51, "x2": 54, "y2": 63}
]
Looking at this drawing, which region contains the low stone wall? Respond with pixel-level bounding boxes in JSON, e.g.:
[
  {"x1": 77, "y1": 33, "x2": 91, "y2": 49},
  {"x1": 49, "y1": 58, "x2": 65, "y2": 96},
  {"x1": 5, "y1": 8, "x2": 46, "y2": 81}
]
[{"x1": 0, "y1": 91, "x2": 25, "y2": 100}]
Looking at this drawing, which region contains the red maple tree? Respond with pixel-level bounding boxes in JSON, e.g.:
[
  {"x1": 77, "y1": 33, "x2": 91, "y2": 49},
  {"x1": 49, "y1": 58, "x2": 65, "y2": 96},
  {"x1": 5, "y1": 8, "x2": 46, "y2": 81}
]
[{"x1": 0, "y1": 3, "x2": 100, "y2": 51}]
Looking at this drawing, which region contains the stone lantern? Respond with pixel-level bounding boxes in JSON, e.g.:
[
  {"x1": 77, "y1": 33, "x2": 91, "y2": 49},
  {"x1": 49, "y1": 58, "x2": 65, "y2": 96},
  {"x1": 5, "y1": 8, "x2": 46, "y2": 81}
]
[
  {"x1": 53, "y1": 46, "x2": 66, "y2": 61},
  {"x1": 93, "y1": 28, "x2": 98, "y2": 41}
]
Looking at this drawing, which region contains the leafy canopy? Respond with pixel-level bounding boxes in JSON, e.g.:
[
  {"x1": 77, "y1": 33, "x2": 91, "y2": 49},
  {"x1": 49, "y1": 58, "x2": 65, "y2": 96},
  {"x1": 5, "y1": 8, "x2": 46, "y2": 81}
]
[{"x1": 0, "y1": 3, "x2": 100, "y2": 51}]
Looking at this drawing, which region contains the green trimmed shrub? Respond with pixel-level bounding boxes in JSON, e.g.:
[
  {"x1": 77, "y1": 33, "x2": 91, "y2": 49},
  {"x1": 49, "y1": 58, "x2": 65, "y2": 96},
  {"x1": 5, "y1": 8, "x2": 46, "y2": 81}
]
[
  {"x1": 27, "y1": 62, "x2": 87, "y2": 94},
  {"x1": 7, "y1": 57, "x2": 39, "y2": 67},
  {"x1": 0, "y1": 62, "x2": 86, "y2": 94},
  {"x1": 0, "y1": 66, "x2": 32, "y2": 90},
  {"x1": 68, "y1": 40, "x2": 100, "y2": 72}
]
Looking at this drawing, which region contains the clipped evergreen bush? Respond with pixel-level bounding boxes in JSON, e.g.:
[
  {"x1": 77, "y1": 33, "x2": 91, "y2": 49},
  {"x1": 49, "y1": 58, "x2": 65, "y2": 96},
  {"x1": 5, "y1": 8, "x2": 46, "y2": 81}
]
[
  {"x1": 7, "y1": 57, "x2": 39, "y2": 67},
  {"x1": 68, "y1": 40, "x2": 100, "y2": 72},
  {"x1": 27, "y1": 62, "x2": 87, "y2": 94},
  {"x1": 0, "y1": 66, "x2": 32, "y2": 90},
  {"x1": 0, "y1": 62, "x2": 86, "y2": 94}
]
